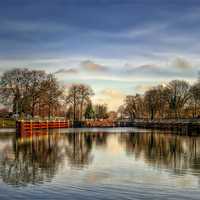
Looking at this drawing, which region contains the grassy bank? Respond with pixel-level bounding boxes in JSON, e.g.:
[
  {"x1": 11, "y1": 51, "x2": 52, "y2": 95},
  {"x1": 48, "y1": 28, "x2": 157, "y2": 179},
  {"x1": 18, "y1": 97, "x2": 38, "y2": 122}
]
[{"x1": 0, "y1": 119, "x2": 16, "y2": 128}]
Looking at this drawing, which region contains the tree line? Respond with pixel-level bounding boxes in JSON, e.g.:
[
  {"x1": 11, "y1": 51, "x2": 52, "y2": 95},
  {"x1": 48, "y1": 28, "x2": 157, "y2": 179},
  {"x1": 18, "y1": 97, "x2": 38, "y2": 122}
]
[
  {"x1": 119, "y1": 79, "x2": 200, "y2": 120},
  {"x1": 65, "y1": 84, "x2": 108, "y2": 120},
  {"x1": 1, "y1": 68, "x2": 200, "y2": 121},
  {"x1": 0, "y1": 68, "x2": 109, "y2": 120}
]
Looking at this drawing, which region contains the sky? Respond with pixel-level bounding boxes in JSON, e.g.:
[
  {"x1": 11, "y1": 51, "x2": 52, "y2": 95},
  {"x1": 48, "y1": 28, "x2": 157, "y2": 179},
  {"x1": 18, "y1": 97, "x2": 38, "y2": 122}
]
[{"x1": 0, "y1": 0, "x2": 200, "y2": 110}]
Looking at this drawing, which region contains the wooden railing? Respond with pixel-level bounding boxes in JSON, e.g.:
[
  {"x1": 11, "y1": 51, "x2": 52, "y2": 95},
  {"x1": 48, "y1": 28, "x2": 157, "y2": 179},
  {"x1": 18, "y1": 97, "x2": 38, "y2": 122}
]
[
  {"x1": 16, "y1": 119, "x2": 134, "y2": 136},
  {"x1": 16, "y1": 120, "x2": 72, "y2": 135}
]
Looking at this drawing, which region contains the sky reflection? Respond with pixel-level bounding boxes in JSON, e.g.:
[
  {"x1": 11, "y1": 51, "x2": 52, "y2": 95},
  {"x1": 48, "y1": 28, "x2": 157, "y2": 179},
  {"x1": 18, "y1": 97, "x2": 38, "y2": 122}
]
[{"x1": 0, "y1": 129, "x2": 200, "y2": 191}]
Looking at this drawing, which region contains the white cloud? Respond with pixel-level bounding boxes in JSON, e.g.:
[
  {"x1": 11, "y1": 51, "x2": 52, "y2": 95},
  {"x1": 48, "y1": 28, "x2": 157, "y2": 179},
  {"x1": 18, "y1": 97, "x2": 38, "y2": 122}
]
[
  {"x1": 80, "y1": 60, "x2": 108, "y2": 72},
  {"x1": 134, "y1": 84, "x2": 154, "y2": 94},
  {"x1": 54, "y1": 68, "x2": 79, "y2": 74},
  {"x1": 93, "y1": 88, "x2": 125, "y2": 111}
]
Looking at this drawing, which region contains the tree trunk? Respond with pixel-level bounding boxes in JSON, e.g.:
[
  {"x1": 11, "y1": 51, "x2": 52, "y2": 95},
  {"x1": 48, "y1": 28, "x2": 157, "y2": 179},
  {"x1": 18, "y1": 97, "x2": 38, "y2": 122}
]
[
  {"x1": 48, "y1": 104, "x2": 51, "y2": 119},
  {"x1": 151, "y1": 109, "x2": 154, "y2": 120},
  {"x1": 80, "y1": 101, "x2": 84, "y2": 121},
  {"x1": 31, "y1": 103, "x2": 35, "y2": 118}
]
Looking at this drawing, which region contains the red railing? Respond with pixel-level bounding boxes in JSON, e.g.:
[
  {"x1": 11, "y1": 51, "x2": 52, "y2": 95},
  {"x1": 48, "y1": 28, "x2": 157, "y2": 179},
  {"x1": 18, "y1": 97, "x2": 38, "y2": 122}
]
[
  {"x1": 16, "y1": 119, "x2": 122, "y2": 137},
  {"x1": 16, "y1": 120, "x2": 72, "y2": 134}
]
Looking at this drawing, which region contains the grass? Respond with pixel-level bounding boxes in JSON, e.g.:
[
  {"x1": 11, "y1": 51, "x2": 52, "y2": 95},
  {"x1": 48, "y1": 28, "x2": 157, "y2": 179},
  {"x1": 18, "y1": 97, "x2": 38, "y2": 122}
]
[{"x1": 0, "y1": 118, "x2": 16, "y2": 128}]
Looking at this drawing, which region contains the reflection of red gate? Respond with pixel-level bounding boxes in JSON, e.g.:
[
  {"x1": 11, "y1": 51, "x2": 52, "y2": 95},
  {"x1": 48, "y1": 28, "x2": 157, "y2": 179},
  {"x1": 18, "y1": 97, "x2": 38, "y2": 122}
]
[{"x1": 19, "y1": 129, "x2": 49, "y2": 138}]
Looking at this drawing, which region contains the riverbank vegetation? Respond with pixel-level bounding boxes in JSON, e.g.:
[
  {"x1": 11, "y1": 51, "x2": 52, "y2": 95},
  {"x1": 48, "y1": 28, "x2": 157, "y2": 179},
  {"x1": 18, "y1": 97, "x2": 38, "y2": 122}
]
[
  {"x1": 0, "y1": 68, "x2": 109, "y2": 120},
  {"x1": 0, "y1": 68, "x2": 200, "y2": 121},
  {"x1": 120, "y1": 79, "x2": 200, "y2": 120}
]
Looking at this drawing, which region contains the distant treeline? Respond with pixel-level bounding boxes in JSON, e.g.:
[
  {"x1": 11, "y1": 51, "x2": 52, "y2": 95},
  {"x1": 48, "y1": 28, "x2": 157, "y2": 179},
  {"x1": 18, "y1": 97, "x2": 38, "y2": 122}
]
[
  {"x1": 0, "y1": 68, "x2": 109, "y2": 120},
  {"x1": 118, "y1": 79, "x2": 200, "y2": 120},
  {"x1": 1, "y1": 68, "x2": 200, "y2": 121}
]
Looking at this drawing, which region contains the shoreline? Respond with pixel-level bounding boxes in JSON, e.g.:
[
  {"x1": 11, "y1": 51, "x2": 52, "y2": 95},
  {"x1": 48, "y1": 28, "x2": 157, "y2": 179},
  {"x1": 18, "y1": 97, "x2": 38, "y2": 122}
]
[{"x1": 1, "y1": 119, "x2": 200, "y2": 135}]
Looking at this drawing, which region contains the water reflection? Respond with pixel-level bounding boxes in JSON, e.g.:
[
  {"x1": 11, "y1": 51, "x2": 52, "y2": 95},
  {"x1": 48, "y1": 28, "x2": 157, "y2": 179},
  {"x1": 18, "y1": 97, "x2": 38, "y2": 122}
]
[
  {"x1": 0, "y1": 130, "x2": 109, "y2": 186},
  {"x1": 120, "y1": 131, "x2": 200, "y2": 174},
  {"x1": 0, "y1": 131, "x2": 66, "y2": 186},
  {"x1": 65, "y1": 132, "x2": 108, "y2": 168},
  {"x1": 0, "y1": 129, "x2": 200, "y2": 187}
]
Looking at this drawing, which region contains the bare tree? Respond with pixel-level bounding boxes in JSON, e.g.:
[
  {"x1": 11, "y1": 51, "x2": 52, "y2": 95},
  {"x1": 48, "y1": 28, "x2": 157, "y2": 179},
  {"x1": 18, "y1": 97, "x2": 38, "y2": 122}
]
[
  {"x1": 66, "y1": 84, "x2": 94, "y2": 121},
  {"x1": 165, "y1": 80, "x2": 190, "y2": 119},
  {"x1": 117, "y1": 105, "x2": 125, "y2": 120},
  {"x1": 66, "y1": 85, "x2": 81, "y2": 121},
  {"x1": 0, "y1": 68, "x2": 27, "y2": 115},
  {"x1": 94, "y1": 104, "x2": 108, "y2": 119},
  {"x1": 40, "y1": 74, "x2": 63, "y2": 119},
  {"x1": 189, "y1": 82, "x2": 200, "y2": 118},
  {"x1": 144, "y1": 86, "x2": 169, "y2": 120},
  {"x1": 78, "y1": 84, "x2": 94, "y2": 120},
  {"x1": 144, "y1": 88, "x2": 159, "y2": 120},
  {"x1": 124, "y1": 94, "x2": 144, "y2": 120},
  {"x1": 25, "y1": 70, "x2": 47, "y2": 117},
  {"x1": 0, "y1": 68, "x2": 63, "y2": 118},
  {"x1": 0, "y1": 68, "x2": 47, "y2": 117},
  {"x1": 84, "y1": 101, "x2": 95, "y2": 119}
]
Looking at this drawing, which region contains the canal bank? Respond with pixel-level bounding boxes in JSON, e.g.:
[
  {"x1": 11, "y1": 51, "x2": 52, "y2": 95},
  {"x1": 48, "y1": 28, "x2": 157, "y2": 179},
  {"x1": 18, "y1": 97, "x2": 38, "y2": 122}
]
[
  {"x1": 132, "y1": 120, "x2": 200, "y2": 135},
  {"x1": 13, "y1": 119, "x2": 200, "y2": 135},
  {"x1": 1, "y1": 118, "x2": 200, "y2": 136}
]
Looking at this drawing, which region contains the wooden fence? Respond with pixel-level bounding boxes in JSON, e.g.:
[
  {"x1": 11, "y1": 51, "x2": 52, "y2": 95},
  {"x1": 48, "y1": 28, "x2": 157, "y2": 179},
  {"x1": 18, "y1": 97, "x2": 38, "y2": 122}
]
[
  {"x1": 16, "y1": 119, "x2": 134, "y2": 136},
  {"x1": 16, "y1": 120, "x2": 72, "y2": 136}
]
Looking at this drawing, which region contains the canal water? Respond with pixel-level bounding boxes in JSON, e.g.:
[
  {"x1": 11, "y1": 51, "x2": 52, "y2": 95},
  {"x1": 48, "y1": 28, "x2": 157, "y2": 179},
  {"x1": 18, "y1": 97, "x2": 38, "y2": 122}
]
[{"x1": 0, "y1": 127, "x2": 200, "y2": 200}]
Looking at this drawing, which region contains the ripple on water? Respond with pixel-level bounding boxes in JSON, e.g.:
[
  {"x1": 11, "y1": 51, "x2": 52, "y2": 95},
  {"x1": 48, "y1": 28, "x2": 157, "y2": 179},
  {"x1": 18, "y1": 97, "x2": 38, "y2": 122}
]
[{"x1": 0, "y1": 129, "x2": 200, "y2": 199}]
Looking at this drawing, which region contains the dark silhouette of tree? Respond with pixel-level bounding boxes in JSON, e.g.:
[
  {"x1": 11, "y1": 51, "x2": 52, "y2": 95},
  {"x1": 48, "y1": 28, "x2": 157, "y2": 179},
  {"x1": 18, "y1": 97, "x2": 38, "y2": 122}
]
[
  {"x1": 85, "y1": 102, "x2": 95, "y2": 119},
  {"x1": 65, "y1": 133, "x2": 93, "y2": 168},
  {"x1": 94, "y1": 104, "x2": 108, "y2": 119},
  {"x1": 144, "y1": 89, "x2": 159, "y2": 120},
  {"x1": 0, "y1": 68, "x2": 63, "y2": 118},
  {"x1": 165, "y1": 80, "x2": 190, "y2": 118},
  {"x1": 40, "y1": 74, "x2": 63, "y2": 119},
  {"x1": 119, "y1": 79, "x2": 198, "y2": 120},
  {"x1": 119, "y1": 131, "x2": 200, "y2": 174},
  {"x1": 189, "y1": 81, "x2": 200, "y2": 118},
  {"x1": 0, "y1": 68, "x2": 45, "y2": 116},
  {"x1": 79, "y1": 84, "x2": 94, "y2": 120},
  {"x1": 124, "y1": 94, "x2": 144, "y2": 120},
  {"x1": 66, "y1": 84, "x2": 93, "y2": 120},
  {"x1": 0, "y1": 132, "x2": 65, "y2": 186}
]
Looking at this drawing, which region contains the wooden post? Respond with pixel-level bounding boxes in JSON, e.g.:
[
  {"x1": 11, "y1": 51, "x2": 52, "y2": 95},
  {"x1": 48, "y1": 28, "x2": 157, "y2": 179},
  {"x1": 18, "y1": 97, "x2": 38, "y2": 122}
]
[
  {"x1": 30, "y1": 120, "x2": 32, "y2": 136},
  {"x1": 21, "y1": 120, "x2": 24, "y2": 136},
  {"x1": 16, "y1": 121, "x2": 20, "y2": 137}
]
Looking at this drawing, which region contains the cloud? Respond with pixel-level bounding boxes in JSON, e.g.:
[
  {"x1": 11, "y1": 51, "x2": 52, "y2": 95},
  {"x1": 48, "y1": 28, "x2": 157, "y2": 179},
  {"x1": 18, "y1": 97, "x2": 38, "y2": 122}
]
[
  {"x1": 80, "y1": 60, "x2": 108, "y2": 72},
  {"x1": 134, "y1": 84, "x2": 154, "y2": 94},
  {"x1": 125, "y1": 64, "x2": 173, "y2": 77},
  {"x1": 124, "y1": 57, "x2": 196, "y2": 79},
  {"x1": 94, "y1": 88, "x2": 125, "y2": 110},
  {"x1": 171, "y1": 57, "x2": 192, "y2": 70},
  {"x1": 101, "y1": 88, "x2": 124, "y2": 98},
  {"x1": 54, "y1": 68, "x2": 78, "y2": 74}
]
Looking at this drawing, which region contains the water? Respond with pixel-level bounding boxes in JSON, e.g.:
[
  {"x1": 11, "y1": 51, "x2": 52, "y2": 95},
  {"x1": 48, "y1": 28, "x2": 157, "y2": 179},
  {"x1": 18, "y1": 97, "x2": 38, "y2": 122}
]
[{"x1": 0, "y1": 127, "x2": 200, "y2": 200}]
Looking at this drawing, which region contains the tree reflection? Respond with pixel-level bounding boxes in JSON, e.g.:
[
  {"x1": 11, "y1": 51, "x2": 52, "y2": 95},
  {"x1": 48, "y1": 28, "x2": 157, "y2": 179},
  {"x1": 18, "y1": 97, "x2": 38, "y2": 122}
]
[
  {"x1": 120, "y1": 131, "x2": 200, "y2": 174},
  {"x1": 0, "y1": 130, "x2": 109, "y2": 186},
  {"x1": 64, "y1": 132, "x2": 108, "y2": 168},
  {"x1": 0, "y1": 131, "x2": 65, "y2": 186}
]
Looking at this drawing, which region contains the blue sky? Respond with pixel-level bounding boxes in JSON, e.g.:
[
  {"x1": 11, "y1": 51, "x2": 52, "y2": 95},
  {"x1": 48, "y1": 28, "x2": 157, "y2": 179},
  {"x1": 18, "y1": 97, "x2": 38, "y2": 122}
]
[{"x1": 0, "y1": 0, "x2": 200, "y2": 110}]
